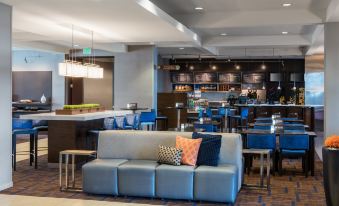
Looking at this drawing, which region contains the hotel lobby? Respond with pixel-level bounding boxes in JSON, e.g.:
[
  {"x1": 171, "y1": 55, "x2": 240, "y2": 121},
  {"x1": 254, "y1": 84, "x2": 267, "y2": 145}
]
[{"x1": 0, "y1": 0, "x2": 339, "y2": 205}]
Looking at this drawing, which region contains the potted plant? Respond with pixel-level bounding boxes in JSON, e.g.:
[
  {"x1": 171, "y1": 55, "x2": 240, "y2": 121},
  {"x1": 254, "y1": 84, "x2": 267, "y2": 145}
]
[{"x1": 322, "y1": 135, "x2": 339, "y2": 206}]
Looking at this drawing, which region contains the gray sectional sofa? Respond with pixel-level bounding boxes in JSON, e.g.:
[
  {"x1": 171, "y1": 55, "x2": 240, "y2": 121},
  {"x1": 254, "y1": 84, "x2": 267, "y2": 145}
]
[{"x1": 82, "y1": 130, "x2": 243, "y2": 203}]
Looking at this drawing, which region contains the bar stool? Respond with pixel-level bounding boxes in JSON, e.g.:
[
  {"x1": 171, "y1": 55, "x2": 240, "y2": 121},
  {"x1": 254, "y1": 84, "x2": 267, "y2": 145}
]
[
  {"x1": 139, "y1": 111, "x2": 156, "y2": 130},
  {"x1": 12, "y1": 119, "x2": 38, "y2": 171},
  {"x1": 230, "y1": 107, "x2": 249, "y2": 131}
]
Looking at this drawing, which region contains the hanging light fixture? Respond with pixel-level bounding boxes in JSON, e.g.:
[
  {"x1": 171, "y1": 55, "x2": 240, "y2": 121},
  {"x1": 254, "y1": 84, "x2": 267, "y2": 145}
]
[
  {"x1": 261, "y1": 61, "x2": 266, "y2": 70},
  {"x1": 262, "y1": 82, "x2": 266, "y2": 90},
  {"x1": 58, "y1": 26, "x2": 103, "y2": 79},
  {"x1": 278, "y1": 81, "x2": 281, "y2": 90},
  {"x1": 292, "y1": 73, "x2": 297, "y2": 90}
]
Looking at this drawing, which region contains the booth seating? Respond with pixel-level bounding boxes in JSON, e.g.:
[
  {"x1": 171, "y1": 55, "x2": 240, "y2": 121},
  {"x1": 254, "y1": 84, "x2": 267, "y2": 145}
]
[{"x1": 82, "y1": 131, "x2": 243, "y2": 203}]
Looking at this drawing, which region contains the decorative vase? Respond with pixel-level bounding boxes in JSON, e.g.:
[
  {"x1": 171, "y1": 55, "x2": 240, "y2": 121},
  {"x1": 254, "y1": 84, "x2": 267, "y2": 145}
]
[
  {"x1": 322, "y1": 147, "x2": 339, "y2": 206},
  {"x1": 40, "y1": 94, "x2": 46, "y2": 104}
]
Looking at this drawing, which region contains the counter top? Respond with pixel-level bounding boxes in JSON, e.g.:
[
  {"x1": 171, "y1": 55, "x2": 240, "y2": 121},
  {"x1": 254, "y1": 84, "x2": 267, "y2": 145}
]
[
  {"x1": 234, "y1": 104, "x2": 324, "y2": 108},
  {"x1": 20, "y1": 110, "x2": 132, "y2": 121}
]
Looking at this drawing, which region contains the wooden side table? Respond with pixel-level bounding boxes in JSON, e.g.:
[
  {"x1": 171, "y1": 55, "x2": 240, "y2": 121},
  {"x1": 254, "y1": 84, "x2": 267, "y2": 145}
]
[
  {"x1": 59, "y1": 150, "x2": 96, "y2": 192},
  {"x1": 242, "y1": 149, "x2": 271, "y2": 190}
]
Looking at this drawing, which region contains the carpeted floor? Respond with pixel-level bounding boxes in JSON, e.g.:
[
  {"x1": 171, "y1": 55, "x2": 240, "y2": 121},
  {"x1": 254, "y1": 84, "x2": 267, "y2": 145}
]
[{"x1": 1, "y1": 154, "x2": 325, "y2": 206}]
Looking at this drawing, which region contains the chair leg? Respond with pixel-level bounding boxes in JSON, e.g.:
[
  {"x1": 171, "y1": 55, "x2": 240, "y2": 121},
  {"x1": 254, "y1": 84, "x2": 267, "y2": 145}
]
[
  {"x1": 29, "y1": 134, "x2": 34, "y2": 166},
  {"x1": 305, "y1": 153, "x2": 309, "y2": 178},
  {"x1": 34, "y1": 133, "x2": 38, "y2": 169},
  {"x1": 271, "y1": 152, "x2": 276, "y2": 176},
  {"x1": 278, "y1": 154, "x2": 283, "y2": 176}
]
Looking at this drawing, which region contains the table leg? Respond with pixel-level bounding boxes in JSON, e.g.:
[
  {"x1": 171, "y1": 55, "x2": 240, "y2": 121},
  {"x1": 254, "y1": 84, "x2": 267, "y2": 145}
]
[
  {"x1": 177, "y1": 109, "x2": 181, "y2": 130},
  {"x1": 59, "y1": 154, "x2": 62, "y2": 190},
  {"x1": 267, "y1": 152, "x2": 271, "y2": 190},
  {"x1": 260, "y1": 153, "x2": 264, "y2": 187},
  {"x1": 72, "y1": 154, "x2": 75, "y2": 188},
  {"x1": 65, "y1": 154, "x2": 69, "y2": 189}
]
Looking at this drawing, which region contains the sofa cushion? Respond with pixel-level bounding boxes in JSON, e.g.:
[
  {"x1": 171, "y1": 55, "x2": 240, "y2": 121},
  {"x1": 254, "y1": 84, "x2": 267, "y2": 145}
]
[
  {"x1": 82, "y1": 159, "x2": 127, "y2": 195},
  {"x1": 156, "y1": 164, "x2": 195, "y2": 200},
  {"x1": 176, "y1": 136, "x2": 202, "y2": 166},
  {"x1": 158, "y1": 145, "x2": 183, "y2": 166},
  {"x1": 192, "y1": 132, "x2": 222, "y2": 166},
  {"x1": 194, "y1": 164, "x2": 238, "y2": 203},
  {"x1": 118, "y1": 160, "x2": 158, "y2": 197}
]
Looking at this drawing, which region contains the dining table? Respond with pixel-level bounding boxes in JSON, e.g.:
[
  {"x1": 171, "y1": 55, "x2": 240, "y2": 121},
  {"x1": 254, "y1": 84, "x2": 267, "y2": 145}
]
[
  {"x1": 241, "y1": 129, "x2": 317, "y2": 176},
  {"x1": 249, "y1": 123, "x2": 310, "y2": 130}
]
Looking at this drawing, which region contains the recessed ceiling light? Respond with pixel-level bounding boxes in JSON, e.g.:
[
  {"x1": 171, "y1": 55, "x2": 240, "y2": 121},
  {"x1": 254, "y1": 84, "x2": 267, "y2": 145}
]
[
  {"x1": 195, "y1": 6, "x2": 204, "y2": 10},
  {"x1": 179, "y1": 47, "x2": 184, "y2": 50},
  {"x1": 282, "y1": 31, "x2": 288, "y2": 35},
  {"x1": 282, "y1": 3, "x2": 292, "y2": 7},
  {"x1": 220, "y1": 33, "x2": 227, "y2": 36},
  {"x1": 212, "y1": 65, "x2": 217, "y2": 70}
]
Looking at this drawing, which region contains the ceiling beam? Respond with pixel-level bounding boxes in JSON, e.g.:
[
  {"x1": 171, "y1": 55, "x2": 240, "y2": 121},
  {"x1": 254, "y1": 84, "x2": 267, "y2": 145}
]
[
  {"x1": 203, "y1": 35, "x2": 311, "y2": 47},
  {"x1": 175, "y1": 10, "x2": 323, "y2": 29},
  {"x1": 135, "y1": 0, "x2": 202, "y2": 46}
]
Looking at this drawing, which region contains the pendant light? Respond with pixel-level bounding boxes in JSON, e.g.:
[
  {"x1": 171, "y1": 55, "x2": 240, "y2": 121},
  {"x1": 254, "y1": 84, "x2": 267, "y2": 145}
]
[
  {"x1": 292, "y1": 73, "x2": 296, "y2": 90},
  {"x1": 86, "y1": 31, "x2": 104, "y2": 79},
  {"x1": 278, "y1": 81, "x2": 281, "y2": 90}
]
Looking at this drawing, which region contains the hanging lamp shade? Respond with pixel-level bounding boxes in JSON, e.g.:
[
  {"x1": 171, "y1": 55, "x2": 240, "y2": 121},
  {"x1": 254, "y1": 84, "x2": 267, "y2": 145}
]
[{"x1": 87, "y1": 64, "x2": 103, "y2": 79}]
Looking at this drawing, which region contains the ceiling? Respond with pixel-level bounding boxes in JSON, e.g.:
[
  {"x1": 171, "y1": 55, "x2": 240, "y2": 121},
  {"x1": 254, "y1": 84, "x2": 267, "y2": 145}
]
[{"x1": 2, "y1": 0, "x2": 339, "y2": 58}]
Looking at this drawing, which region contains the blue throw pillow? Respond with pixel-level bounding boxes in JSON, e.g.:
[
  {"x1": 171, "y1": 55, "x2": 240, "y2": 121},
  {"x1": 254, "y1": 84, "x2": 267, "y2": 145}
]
[{"x1": 192, "y1": 132, "x2": 222, "y2": 166}]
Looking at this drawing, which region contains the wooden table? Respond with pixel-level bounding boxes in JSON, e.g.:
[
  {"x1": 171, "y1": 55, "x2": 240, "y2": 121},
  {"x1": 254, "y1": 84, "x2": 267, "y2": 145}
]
[{"x1": 241, "y1": 129, "x2": 317, "y2": 176}]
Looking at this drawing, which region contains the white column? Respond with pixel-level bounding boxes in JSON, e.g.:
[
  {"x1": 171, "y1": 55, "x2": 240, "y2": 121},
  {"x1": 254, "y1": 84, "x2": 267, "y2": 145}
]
[
  {"x1": 0, "y1": 2, "x2": 13, "y2": 191},
  {"x1": 324, "y1": 22, "x2": 339, "y2": 137}
]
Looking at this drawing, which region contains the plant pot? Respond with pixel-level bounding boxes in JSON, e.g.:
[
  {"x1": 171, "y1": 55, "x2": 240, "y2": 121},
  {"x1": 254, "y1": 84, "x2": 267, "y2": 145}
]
[{"x1": 322, "y1": 147, "x2": 339, "y2": 206}]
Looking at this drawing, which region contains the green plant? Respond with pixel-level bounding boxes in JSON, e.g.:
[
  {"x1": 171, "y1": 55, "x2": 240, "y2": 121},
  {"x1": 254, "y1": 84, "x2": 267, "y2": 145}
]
[{"x1": 63, "y1": 104, "x2": 100, "y2": 110}]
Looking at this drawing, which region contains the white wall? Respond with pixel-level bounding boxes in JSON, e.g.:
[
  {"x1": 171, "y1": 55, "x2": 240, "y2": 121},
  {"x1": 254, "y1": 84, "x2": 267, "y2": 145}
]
[
  {"x1": 324, "y1": 22, "x2": 339, "y2": 137},
  {"x1": 12, "y1": 50, "x2": 65, "y2": 109},
  {"x1": 0, "y1": 3, "x2": 13, "y2": 191},
  {"x1": 114, "y1": 46, "x2": 157, "y2": 110}
]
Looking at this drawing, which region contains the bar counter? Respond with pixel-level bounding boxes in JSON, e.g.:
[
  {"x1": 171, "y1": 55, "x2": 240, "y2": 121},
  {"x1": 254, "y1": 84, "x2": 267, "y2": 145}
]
[{"x1": 20, "y1": 110, "x2": 132, "y2": 165}]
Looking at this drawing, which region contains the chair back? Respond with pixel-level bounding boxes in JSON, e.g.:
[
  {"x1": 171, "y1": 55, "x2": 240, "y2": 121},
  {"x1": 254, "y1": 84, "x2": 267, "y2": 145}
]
[
  {"x1": 241, "y1": 107, "x2": 249, "y2": 118},
  {"x1": 283, "y1": 125, "x2": 305, "y2": 131},
  {"x1": 206, "y1": 108, "x2": 213, "y2": 118},
  {"x1": 125, "y1": 114, "x2": 136, "y2": 126},
  {"x1": 13, "y1": 119, "x2": 33, "y2": 130},
  {"x1": 194, "y1": 123, "x2": 215, "y2": 132},
  {"x1": 198, "y1": 109, "x2": 204, "y2": 119},
  {"x1": 103, "y1": 117, "x2": 115, "y2": 130},
  {"x1": 114, "y1": 116, "x2": 126, "y2": 129},
  {"x1": 253, "y1": 125, "x2": 271, "y2": 130},
  {"x1": 279, "y1": 134, "x2": 309, "y2": 150},
  {"x1": 139, "y1": 111, "x2": 156, "y2": 123},
  {"x1": 246, "y1": 133, "x2": 276, "y2": 150},
  {"x1": 218, "y1": 107, "x2": 227, "y2": 116}
]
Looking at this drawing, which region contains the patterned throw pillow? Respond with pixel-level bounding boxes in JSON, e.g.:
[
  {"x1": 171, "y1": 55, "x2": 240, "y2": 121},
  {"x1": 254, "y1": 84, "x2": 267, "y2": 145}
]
[
  {"x1": 192, "y1": 132, "x2": 222, "y2": 166},
  {"x1": 175, "y1": 136, "x2": 202, "y2": 166},
  {"x1": 158, "y1": 145, "x2": 183, "y2": 166}
]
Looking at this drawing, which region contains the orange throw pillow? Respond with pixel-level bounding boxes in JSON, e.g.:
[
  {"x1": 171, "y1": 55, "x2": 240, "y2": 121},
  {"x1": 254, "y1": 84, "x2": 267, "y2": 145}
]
[{"x1": 176, "y1": 136, "x2": 202, "y2": 166}]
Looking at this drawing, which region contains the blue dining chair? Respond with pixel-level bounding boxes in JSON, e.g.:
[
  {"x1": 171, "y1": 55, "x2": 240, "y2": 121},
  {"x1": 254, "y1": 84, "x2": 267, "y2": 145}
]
[
  {"x1": 212, "y1": 107, "x2": 227, "y2": 120},
  {"x1": 125, "y1": 114, "x2": 139, "y2": 130},
  {"x1": 139, "y1": 111, "x2": 156, "y2": 130},
  {"x1": 246, "y1": 133, "x2": 277, "y2": 175},
  {"x1": 230, "y1": 107, "x2": 249, "y2": 130},
  {"x1": 87, "y1": 117, "x2": 116, "y2": 150},
  {"x1": 206, "y1": 107, "x2": 213, "y2": 118},
  {"x1": 283, "y1": 125, "x2": 305, "y2": 131},
  {"x1": 114, "y1": 116, "x2": 127, "y2": 130},
  {"x1": 278, "y1": 134, "x2": 309, "y2": 177},
  {"x1": 253, "y1": 125, "x2": 272, "y2": 130},
  {"x1": 12, "y1": 119, "x2": 38, "y2": 171},
  {"x1": 193, "y1": 123, "x2": 216, "y2": 132}
]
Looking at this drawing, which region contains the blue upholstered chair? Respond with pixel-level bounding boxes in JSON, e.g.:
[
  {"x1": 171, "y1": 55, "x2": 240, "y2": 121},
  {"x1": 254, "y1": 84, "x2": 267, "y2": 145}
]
[
  {"x1": 12, "y1": 119, "x2": 38, "y2": 171},
  {"x1": 87, "y1": 117, "x2": 115, "y2": 150},
  {"x1": 283, "y1": 124, "x2": 305, "y2": 131},
  {"x1": 193, "y1": 123, "x2": 216, "y2": 132},
  {"x1": 278, "y1": 134, "x2": 309, "y2": 177},
  {"x1": 139, "y1": 111, "x2": 156, "y2": 130},
  {"x1": 205, "y1": 108, "x2": 213, "y2": 118},
  {"x1": 246, "y1": 133, "x2": 277, "y2": 174},
  {"x1": 230, "y1": 107, "x2": 249, "y2": 130},
  {"x1": 114, "y1": 116, "x2": 127, "y2": 130},
  {"x1": 212, "y1": 107, "x2": 227, "y2": 121},
  {"x1": 125, "y1": 114, "x2": 139, "y2": 130},
  {"x1": 253, "y1": 125, "x2": 272, "y2": 130}
]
